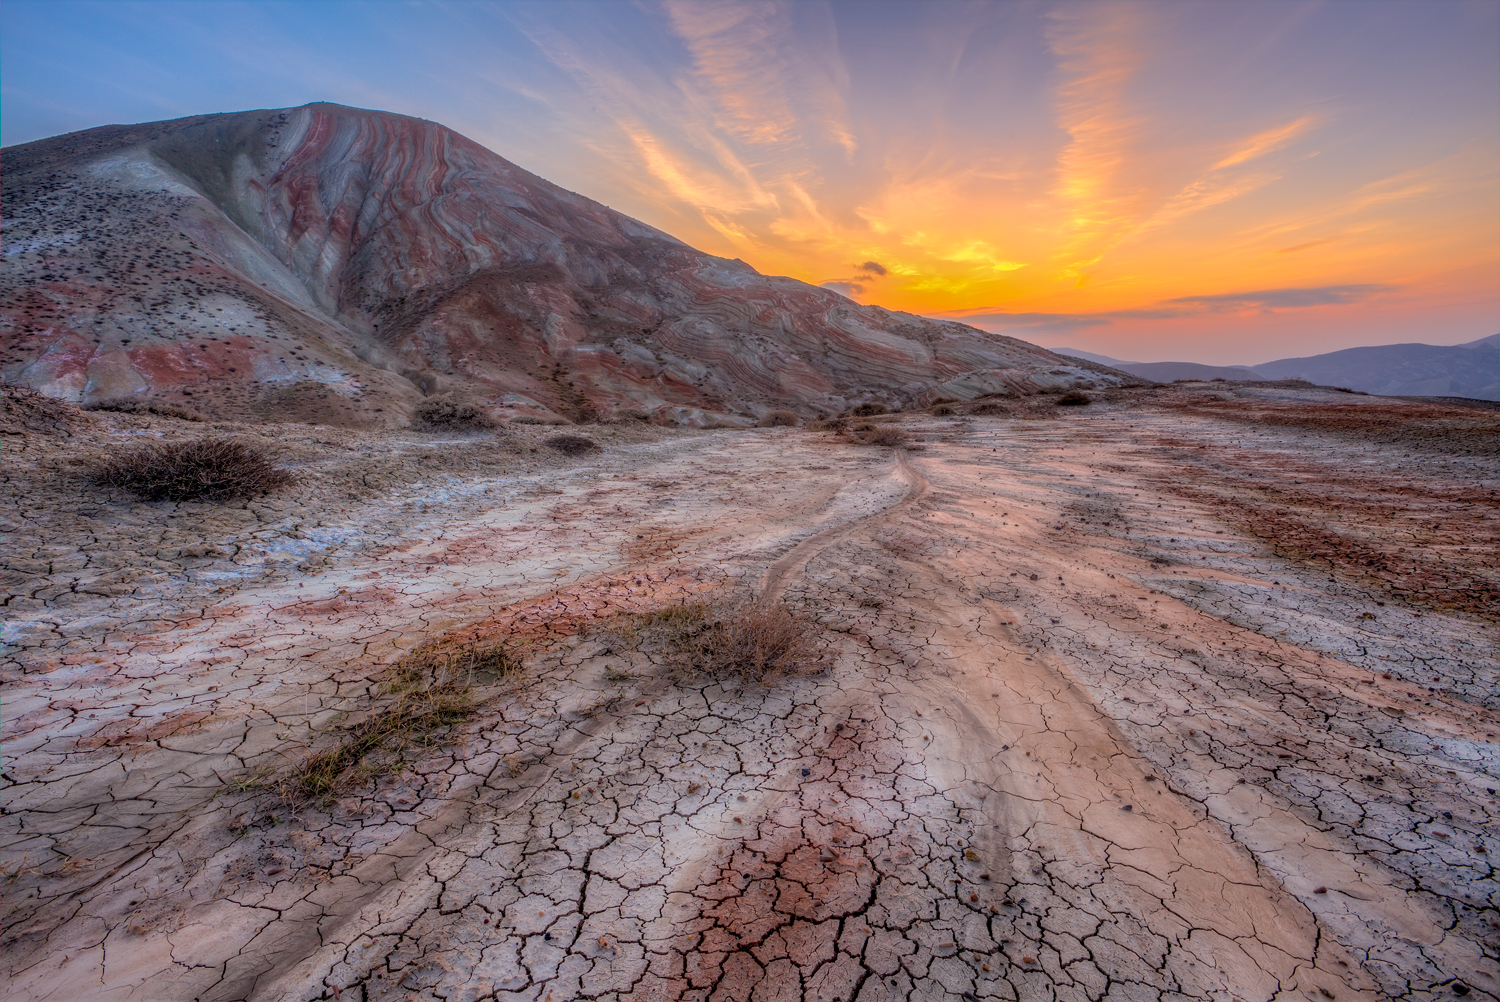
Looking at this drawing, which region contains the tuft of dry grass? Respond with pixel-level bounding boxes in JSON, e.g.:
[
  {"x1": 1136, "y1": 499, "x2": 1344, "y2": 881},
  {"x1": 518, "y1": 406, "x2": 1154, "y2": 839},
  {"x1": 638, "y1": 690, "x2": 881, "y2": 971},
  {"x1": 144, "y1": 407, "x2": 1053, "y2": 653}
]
[
  {"x1": 759, "y1": 409, "x2": 799, "y2": 427},
  {"x1": 931, "y1": 404, "x2": 955, "y2": 416},
  {"x1": 851, "y1": 402, "x2": 890, "y2": 417},
  {"x1": 288, "y1": 640, "x2": 518, "y2": 803},
  {"x1": 93, "y1": 438, "x2": 293, "y2": 502},
  {"x1": 412, "y1": 399, "x2": 497, "y2": 431},
  {"x1": 860, "y1": 426, "x2": 909, "y2": 447},
  {"x1": 614, "y1": 600, "x2": 823, "y2": 684},
  {"x1": 691, "y1": 602, "x2": 822, "y2": 682},
  {"x1": 544, "y1": 433, "x2": 600, "y2": 456},
  {"x1": 1057, "y1": 391, "x2": 1092, "y2": 406}
]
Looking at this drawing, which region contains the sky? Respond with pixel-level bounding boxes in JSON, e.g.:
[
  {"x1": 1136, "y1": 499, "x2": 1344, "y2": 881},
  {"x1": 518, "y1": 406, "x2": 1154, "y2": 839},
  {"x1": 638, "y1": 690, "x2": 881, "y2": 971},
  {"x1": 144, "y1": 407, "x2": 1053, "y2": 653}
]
[{"x1": 3, "y1": 1, "x2": 1496, "y2": 365}]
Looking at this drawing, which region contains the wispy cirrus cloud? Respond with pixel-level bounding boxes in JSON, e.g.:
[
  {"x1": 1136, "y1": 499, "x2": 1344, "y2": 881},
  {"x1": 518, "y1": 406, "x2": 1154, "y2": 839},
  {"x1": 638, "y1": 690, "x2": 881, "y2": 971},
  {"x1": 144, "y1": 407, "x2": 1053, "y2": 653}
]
[
  {"x1": 1212, "y1": 115, "x2": 1317, "y2": 170},
  {"x1": 939, "y1": 283, "x2": 1396, "y2": 333},
  {"x1": 1044, "y1": 4, "x2": 1150, "y2": 276},
  {"x1": 663, "y1": 1, "x2": 856, "y2": 157}
]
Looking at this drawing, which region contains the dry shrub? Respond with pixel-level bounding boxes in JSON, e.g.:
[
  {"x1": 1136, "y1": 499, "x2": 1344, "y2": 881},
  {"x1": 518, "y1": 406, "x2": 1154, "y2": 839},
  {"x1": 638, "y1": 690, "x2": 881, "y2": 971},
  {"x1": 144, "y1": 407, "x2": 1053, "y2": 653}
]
[
  {"x1": 93, "y1": 438, "x2": 293, "y2": 502},
  {"x1": 851, "y1": 402, "x2": 889, "y2": 417},
  {"x1": 544, "y1": 433, "x2": 600, "y2": 455},
  {"x1": 87, "y1": 398, "x2": 204, "y2": 421},
  {"x1": 635, "y1": 601, "x2": 822, "y2": 684},
  {"x1": 289, "y1": 640, "x2": 518, "y2": 803},
  {"x1": 968, "y1": 401, "x2": 1010, "y2": 416},
  {"x1": 931, "y1": 404, "x2": 955, "y2": 416},
  {"x1": 1056, "y1": 391, "x2": 1092, "y2": 406},
  {"x1": 861, "y1": 426, "x2": 909, "y2": 447},
  {"x1": 413, "y1": 399, "x2": 496, "y2": 431},
  {"x1": 759, "y1": 409, "x2": 799, "y2": 427}
]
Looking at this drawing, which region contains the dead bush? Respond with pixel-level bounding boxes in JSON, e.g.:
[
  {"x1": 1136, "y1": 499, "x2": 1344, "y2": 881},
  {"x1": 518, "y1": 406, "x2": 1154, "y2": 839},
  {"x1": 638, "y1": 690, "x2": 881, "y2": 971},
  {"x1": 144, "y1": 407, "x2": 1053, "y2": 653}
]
[
  {"x1": 851, "y1": 402, "x2": 889, "y2": 417},
  {"x1": 87, "y1": 398, "x2": 203, "y2": 421},
  {"x1": 968, "y1": 401, "x2": 1010, "y2": 416},
  {"x1": 93, "y1": 438, "x2": 293, "y2": 502},
  {"x1": 860, "y1": 426, "x2": 909, "y2": 447},
  {"x1": 931, "y1": 404, "x2": 955, "y2": 416},
  {"x1": 628, "y1": 600, "x2": 823, "y2": 684},
  {"x1": 759, "y1": 409, "x2": 799, "y2": 427},
  {"x1": 1057, "y1": 391, "x2": 1092, "y2": 406},
  {"x1": 544, "y1": 433, "x2": 600, "y2": 455},
  {"x1": 412, "y1": 399, "x2": 496, "y2": 431},
  {"x1": 289, "y1": 639, "x2": 518, "y2": 803}
]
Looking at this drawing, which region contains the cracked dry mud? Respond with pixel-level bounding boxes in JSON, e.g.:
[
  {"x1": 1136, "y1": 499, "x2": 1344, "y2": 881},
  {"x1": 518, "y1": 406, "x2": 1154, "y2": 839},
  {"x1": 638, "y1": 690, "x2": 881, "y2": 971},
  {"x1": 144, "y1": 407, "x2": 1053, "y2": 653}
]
[{"x1": 3, "y1": 385, "x2": 1496, "y2": 1002}]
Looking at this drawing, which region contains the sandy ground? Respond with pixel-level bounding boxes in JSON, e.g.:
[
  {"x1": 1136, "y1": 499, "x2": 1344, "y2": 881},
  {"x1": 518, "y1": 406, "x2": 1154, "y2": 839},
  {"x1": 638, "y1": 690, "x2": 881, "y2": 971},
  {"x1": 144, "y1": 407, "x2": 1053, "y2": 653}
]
[{"x1": 2, "y1": 384, "x2": 1496, "y2": 1002}]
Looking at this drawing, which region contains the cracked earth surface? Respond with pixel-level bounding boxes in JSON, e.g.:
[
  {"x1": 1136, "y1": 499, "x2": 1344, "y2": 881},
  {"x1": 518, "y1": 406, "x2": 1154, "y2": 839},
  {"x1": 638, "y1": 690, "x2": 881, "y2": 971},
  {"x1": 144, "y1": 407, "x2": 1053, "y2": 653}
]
[{"x1": 3, "y1": 385, "x2": 1496, "y2": 1001}]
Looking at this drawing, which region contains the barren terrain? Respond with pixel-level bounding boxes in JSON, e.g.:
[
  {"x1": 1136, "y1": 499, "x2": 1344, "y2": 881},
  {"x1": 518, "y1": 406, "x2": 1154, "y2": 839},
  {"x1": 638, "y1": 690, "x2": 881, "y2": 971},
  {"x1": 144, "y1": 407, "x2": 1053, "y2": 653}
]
[{"x1": 3, "y1": 383, "x2": 1496, "y2": 1002}]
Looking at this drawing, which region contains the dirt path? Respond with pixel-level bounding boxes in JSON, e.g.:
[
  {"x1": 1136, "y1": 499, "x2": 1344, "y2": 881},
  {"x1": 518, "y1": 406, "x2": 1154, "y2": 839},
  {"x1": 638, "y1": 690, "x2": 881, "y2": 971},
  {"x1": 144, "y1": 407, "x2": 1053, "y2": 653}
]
[{"x1": 3, "y1": 389, "x2": 1496, "y2": 1001}]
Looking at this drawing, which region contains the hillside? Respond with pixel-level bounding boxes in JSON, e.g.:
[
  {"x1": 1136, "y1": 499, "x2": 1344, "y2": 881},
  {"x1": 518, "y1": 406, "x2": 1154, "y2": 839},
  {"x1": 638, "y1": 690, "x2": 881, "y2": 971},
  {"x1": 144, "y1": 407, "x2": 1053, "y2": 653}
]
[{"x1": 0, "y1": 104, "x2": 1129, "y2": 427}]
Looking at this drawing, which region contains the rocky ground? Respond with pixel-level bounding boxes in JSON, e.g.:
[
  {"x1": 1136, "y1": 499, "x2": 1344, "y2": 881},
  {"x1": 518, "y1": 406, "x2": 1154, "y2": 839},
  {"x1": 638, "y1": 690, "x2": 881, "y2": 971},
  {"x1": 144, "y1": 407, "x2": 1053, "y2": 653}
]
[{"x1": 2, "y1": 382, "x2": 1496, "y2": 1002}]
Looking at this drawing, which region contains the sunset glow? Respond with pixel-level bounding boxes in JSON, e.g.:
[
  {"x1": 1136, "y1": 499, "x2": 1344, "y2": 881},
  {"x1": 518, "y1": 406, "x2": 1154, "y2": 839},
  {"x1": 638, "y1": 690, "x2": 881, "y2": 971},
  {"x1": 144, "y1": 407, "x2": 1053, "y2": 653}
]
[{"x1": 4, "y1": 0, "x2": 1495, "y2": 362}]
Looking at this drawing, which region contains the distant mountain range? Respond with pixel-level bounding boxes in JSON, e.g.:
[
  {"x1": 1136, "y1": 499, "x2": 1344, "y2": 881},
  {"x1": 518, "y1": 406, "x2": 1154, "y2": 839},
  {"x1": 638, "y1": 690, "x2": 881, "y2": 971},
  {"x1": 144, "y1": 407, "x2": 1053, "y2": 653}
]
[{"x1": 1055, "y1": 334, "x2": 1499, "y2": 401}]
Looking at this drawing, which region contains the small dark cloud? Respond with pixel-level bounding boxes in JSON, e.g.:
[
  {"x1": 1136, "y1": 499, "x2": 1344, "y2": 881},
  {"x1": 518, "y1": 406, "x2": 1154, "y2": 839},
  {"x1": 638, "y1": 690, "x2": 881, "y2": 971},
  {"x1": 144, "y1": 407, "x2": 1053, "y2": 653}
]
[
  {"x1": 857, "y1": 261, "x2": 887, "y2": 276},
  {"x1": 1166, "y1": 284, "x2": 1391, "y2": 310}
]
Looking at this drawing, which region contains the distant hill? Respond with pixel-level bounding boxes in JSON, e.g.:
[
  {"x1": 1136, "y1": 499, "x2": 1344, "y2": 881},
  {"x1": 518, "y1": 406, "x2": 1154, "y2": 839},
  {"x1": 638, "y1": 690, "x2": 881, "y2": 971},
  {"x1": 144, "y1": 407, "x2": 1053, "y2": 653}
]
[
  {"x1": 1053, "y1": 348, "x2": 1267, "y2": 383},
  {"x1": 1054, "y1": 336, "x2": 1498, "y2": 400},
  {"x1": 1255, "y1": 335, "x2": 1498, "y2": 400},
  {"x1": 1053, "y1": 348, "x2": 1136, "y2": 367},
  {"x1": 1116, "y1": 361, "x2": 1267, "y2": 382}
]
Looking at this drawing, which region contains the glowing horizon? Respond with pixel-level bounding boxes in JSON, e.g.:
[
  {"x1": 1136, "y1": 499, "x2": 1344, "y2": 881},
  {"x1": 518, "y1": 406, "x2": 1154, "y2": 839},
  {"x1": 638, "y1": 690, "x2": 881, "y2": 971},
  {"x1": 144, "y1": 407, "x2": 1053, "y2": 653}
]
[{"x1": 3, "y1": 0, "x2": 1495, "y2": 364}]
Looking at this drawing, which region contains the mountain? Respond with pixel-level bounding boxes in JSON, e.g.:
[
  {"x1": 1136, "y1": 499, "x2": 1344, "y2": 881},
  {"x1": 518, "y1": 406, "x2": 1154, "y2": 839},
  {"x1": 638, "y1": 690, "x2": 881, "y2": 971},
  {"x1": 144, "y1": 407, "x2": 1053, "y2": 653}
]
[
  {"x1": 1255, "y1": 335, "x2": 1498, "y2": 400},
  {"x1": 1056, "y1": 338, "x2": 1498, "y2": 400},
  {"x1": 0, "y1": 104, "x2": 1130, "y2": 427}
]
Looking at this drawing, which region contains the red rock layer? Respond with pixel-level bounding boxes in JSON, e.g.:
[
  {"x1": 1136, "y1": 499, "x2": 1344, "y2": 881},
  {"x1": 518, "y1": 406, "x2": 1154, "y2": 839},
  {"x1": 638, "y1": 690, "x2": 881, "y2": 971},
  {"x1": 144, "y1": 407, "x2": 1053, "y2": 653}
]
[{"x1": 1, "y1": 104, "x2": 1128, "y2": 426}]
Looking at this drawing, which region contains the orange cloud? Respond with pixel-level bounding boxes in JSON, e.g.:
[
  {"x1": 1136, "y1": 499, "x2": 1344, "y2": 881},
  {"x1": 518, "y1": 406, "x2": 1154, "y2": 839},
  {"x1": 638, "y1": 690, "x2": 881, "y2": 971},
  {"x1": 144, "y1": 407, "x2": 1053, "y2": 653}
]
[{"x1": 506, "y1": 1, "x2": 1494, "y2": 356}]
